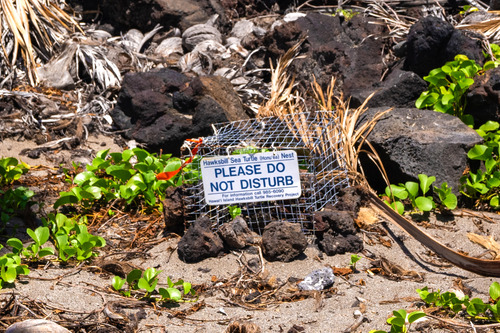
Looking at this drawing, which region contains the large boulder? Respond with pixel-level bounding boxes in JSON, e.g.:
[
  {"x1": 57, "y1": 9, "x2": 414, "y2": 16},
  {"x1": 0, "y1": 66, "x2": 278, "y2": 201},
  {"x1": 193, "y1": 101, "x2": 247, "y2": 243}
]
[
  {"x1": 110, "y1": 69, "x2": 248, "y2": 154},
  {"x1": 262, "y1": 12, "x2": 386, "y2": 97},
  {"x1": 404, "y1": 16, "x2": 483, "y2": 77},
  {"x1": 351, "y1": 68, "x2": 428, "y2": 108},
  {"x1": 361, "y1": 108, "x2": 482, "y2": 194}
]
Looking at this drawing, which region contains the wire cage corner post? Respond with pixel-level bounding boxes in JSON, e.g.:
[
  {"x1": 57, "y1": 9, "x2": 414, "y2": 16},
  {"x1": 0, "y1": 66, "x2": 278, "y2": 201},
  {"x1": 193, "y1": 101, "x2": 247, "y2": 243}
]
[{"x1": 182, "y1": 111, "x2": 349, "y2": 235}]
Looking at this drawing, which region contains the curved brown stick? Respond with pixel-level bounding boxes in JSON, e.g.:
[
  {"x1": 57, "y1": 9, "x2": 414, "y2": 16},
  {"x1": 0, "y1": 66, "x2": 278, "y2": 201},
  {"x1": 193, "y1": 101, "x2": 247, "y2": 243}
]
[{"x1": 366, "y1": 190, "x2": 500, "y2": 277}]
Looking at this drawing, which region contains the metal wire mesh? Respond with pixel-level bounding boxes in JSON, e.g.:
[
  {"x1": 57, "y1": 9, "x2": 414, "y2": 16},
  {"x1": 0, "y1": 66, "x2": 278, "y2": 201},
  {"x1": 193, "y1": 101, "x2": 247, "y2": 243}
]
[{"x1": 182, "y1": 111, "x2": 349, "y2": 235}]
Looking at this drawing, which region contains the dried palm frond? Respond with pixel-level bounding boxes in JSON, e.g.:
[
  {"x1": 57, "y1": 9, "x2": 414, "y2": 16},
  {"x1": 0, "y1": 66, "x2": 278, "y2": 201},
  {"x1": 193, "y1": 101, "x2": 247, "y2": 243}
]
[
  {"x1": 0, "y1": 0, "x2": 81, "y2": 85},
  {"x1": 364, "y1": 1, "x2": 416, "y2": 40},
  {"x1": 257, "y1": 38, "x2": 305, "y2": 119},
  {"x1": 456, "y1": 12, "x2": 500, "y2": 42},
  {"x1": 311, "y1": 77, "x2": 391, "y2": 186},
  {"x1": 74, "y1": 41, "x2": 121, "y2": 91},
  {"x1": 257, "y1": 38, "x2": 390, "y2": 186}
]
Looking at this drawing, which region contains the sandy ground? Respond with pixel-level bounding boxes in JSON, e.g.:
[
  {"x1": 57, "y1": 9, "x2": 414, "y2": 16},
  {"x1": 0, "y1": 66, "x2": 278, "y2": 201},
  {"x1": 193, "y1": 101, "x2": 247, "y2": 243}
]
[{"x1": 1, "y1": 135, "x2": 500, "y2": 332}]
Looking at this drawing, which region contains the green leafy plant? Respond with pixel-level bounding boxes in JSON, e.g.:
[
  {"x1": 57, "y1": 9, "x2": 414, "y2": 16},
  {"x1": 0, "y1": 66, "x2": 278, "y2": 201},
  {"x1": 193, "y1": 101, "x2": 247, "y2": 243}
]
[
  {"x1": 416, "y1": 54, "x2": 481, "y2": 125},
  {"x1": 54, "y1": 148, "x2": 200, "y2": 211},
  {"x1": 0, "y1": 186, "x2": 35, "y2": 227},
  {"x1": 383, "y1": 174, "x2": 457, "y2": 214},
  {"x1": 349, "y1": 254, "x2": 361, "y2": 270},
  {"x1": 459, "y1": 5, "x2": 479, "y2": 15},
  {"x1": 461, "y1": 121, "x2": 500, "y2": 208},
  {"x1": 228, "y1": 205, "x2": 242, "y2": 219},
  {"x1": 0, "y1": 245, "x2": 30, "y2": 289},
  {"x1": 7, "y1": 226, "x2": 54, "y2": 261},
  {"x1": 0, "y1": 157, "x2": 30, "y2": 186},
  {"x1": 332, "y1": 8, "x2": 359, "y2": 21},
  {"x1": 44, "y1": 213, "x2": 106, "y2": 262},
  {"x1": 370, "y1": 309, "x2": 426, "y2": 333},
  {"x1": 159, "y1": 277, "x2": 196, "y2": 303},
  {"x1": 112, "y1": 268, "x2": 197, "y2": 302},
  {"x1": 417, "y1": 282, "x2": 500, "y2": 323}
]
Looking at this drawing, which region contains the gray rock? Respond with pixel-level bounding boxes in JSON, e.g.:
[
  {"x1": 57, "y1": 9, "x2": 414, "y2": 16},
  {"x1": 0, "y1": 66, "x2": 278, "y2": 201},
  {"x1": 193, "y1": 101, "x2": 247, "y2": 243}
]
[
  {"x1": 218, "y1": 216, "x2": 260, "y2": 249},
  {"x1": 177, "y1": 217, "x2": 224, "y2": 263},
  {"x1": 298, "y1": 267, "x2": 335, "y2": 291},
  {"x1": 352, "y1": 68, "x2": 428, "y2": 108},
  {"x1": 362, "y1": 107, "x2": 482, "y2": 194},
  {"x1": 6, "y1": 319, "x2": 70, "y2": 333},
  {"x1": 261, "y1": 221, "x2": 307, "y2": 262}
]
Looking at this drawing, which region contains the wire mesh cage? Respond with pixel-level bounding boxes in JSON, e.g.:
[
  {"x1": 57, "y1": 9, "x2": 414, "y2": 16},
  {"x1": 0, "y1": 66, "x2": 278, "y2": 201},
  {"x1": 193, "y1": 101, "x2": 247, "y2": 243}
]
[{"x1": 182, "y1": 111, "x2": 349, "y2": 235}]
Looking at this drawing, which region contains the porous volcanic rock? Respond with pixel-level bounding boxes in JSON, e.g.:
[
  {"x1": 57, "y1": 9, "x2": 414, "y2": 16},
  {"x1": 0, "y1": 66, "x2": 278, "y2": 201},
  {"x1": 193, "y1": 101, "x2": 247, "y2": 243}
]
[
  {"x1": 362, "y1": 107, "x2": 483, "y2": 193},
  {"x1": 261, "y1": 221, "x2": 307, "y2": 262},
  {"x1": 218, "y1": 216, "x2": 260, "y2": 249},
  {"x1": 162, "y1": 186, "x2": 185, "y2": 235},
  {"x1": 351, "y1": 68, "x2": 428, "y2": 108},
  {"x1": 86, "y1": 0, "x2": 227, "y2": 33},
  {"x1": 262, "y1": 12, "x2": 386, "y2": 97},
  {"x1": 466, "y1": 66, "x2": 500, "y2": 126},
  {"x1": 319, "y1": 233, "x2": 364, "y2": 256},
  {"x1": 314, "y1": 209, "x2": 364, "y2": 255},
  {"x1": 177, "y1": 217, "x2": 224, "y2": 263},
  {"x1": 404, "y1": 16, "x2": 483, "y2": 77},
  {"x1": 111, "y1": 69, "x2": 248, "y2": 154}
]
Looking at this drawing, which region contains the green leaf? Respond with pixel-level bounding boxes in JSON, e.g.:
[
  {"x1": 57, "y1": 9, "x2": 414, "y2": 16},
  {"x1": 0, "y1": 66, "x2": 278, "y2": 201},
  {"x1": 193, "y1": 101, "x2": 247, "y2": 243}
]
[
  {"x1": 480, "y1": 121, "x2": 500, "y2": 133},
  {"x1": 484, "y1": 60, "x2": 498, "y2": 71},
  {"x1": 53, "y1": 192, "x2": 79, "y2": 209},
  {"x1": 418, "y1": 174, "x2": 435, "y2": 195},
  {"x1": 404, "y1": 182, "x2": 419, "y2": 199},
  {"x1": 38, "y1": 247, "x2": 55, "y2": 258},
  {"x1": 137, "y1": 278, "x2": 153, "y2": 292},
  {"x1": 415, "y1": 196, "x2": 434, "y2": 212},
  {"x1": 490, "y1": 195, "x2": 500, "y2": 208},
  {"x1": 34, "y1": 227, "x2": 50, "y2": 245},
  {"x1": 183, "y1": 281, "x2": 192, "y2": 295},
  {"x1": 441, "y1": 193, "x2": 457, "y2": 210},
  {"x1": 391, "y1": 201, "x2": 405, "y2": 215},
  {"x1": 468, "y1": 145, "x2": 492, "y2": 161},
  {"x1": 387, "y1": 185, "x2": 408, "y2": 200},
  {"x1": 126, "y1": 269, "x2": 142, "y2": 285},
  {"x1": 159, "y1": 287, "x2": 182, "y2": 301},
  {"x1": 112, "y1": 276, "x2": 126, "y2": 291},
  {"x1": 74, "y1": 171, "x2": 96, "y2": 186},
  {"x1": 1, "y1": 266, "x2": 17, "y2": 283},
  {"x1": 7, "y1": 238, "x2": 24, "y2": 254},
  {"x1": 407, "y1": 311, "x2": 426, "y2": 323},
  {"x1": 490, "y1": 282, "x2": 500, "y2": 301},
  {"x1": 95, "y1": 149, "x2": 110, "y2": 160}
]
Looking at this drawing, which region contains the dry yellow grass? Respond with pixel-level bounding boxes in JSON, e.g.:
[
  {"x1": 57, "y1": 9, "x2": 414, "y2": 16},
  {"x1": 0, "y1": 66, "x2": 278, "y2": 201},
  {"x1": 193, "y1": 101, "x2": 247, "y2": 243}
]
[{"x1": 258, "y1": 40, "x2": 390, "y2": 186}]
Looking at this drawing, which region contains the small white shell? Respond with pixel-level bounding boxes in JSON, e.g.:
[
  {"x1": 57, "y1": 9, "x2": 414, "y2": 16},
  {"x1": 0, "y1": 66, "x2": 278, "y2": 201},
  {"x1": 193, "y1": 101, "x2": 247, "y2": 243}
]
[
  {"x1": 155, "y1": 37, "x2": 183, "y2": 58},
  {"x1": 231, "y1": 20, "x2": 255, "y2": 39},
  {"x1": 182, "y1": 24, "x2": 222, "y2": 51}
]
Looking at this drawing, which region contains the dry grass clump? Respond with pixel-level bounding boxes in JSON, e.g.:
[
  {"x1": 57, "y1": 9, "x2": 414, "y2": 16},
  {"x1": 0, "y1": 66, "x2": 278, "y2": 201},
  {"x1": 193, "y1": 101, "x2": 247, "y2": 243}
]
[
  {"x1": 0, "y1": 0, "x2": 81, "y2": 84},
  {"x1": 257, "y1": 40, "x2": 390, "y2": 186}
]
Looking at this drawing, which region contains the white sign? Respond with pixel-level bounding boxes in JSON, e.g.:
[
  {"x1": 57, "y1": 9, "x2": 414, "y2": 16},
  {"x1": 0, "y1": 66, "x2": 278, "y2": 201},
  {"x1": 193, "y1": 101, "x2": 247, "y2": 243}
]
[{"x1": 201, "y1": 150, "x2": 302, "y2": 205}]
